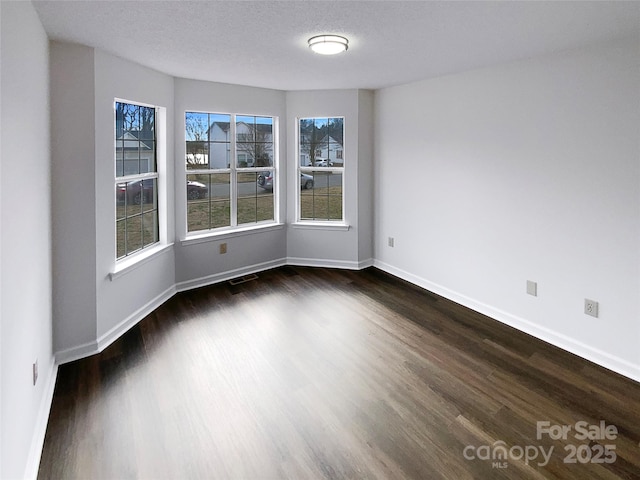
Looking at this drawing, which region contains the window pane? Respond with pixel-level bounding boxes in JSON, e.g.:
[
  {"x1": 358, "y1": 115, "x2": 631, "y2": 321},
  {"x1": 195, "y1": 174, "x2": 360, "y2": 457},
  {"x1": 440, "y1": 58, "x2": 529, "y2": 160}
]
[
  {"x1": 237, "y1": 197, "x2": 257, "y2": 224},
  {"x1": 185, "y1": 112, "x2": 209, "y2": 169},
  {"x1": 186, "y1": 141, "x2": 207, "y2": 169},
  {"x1": 187, "y1": 173, "x2": 229, "y2": 232},
  {"x1": 236, "y1": 143, "x2": 253, "y2": 167},
  {"x1": 256, "y1": 116, "x2": 273, "y2": 134},
  {"x1": 138, "y1": 106, "x2": 155, "y2": 141},
  {"x1": 125, "y1": 181, "x2": 143, "y2": 217},
  {"x1": 186, "y1": 112, "x2": 208, "y2": 141},
  {"x1": 237, "y1": 171, "x2": 275, "y2": 225},
  {"x1": 299, "y1": 171, "x2": 342, "y2": 221},
  {"x1": 298, "y1": 117, "x2": 343, "y2": 222},
  {"x1": 257, "y1": 191, "x2": 274, "y2": 223},
  {"x1": 125, "y1": 215, "x2": 143, "y2": 254},
  {"x1": 116, "y1": 183, "x2": 127, "y2": 216},
  {"x1": 209, "y1": 113, "x2": 231, "y2": 142},
  {"x1": 236, "y1": 115, "x2": 255, "y2": 142},
  {"x1": 116, "y1": 102, "x2": 125, "y2": 138},
  {"x1": 327, "y1": 117, "x2": 344, "y2": 145},
  {"x1": 115, "y1": 101, "x2": 160, "y2": 260},
  {"x1": 255, "y1": 142, "x2": 273, "y2": 167},
  {"x1": 115, "y1": 137, "x2": 124, "y2": 177},
  {"x1": 142, "y1": 178, "x2": 157, "y2": 213},
  {"x1": 139, "y1": 142, "x2": 155, "y2": 174},
  {"x1": 118, "y1": 103, "x2": 140, "y2": 133},
  {"x1": 237, "y1": 172, "x2": 257, "y2": 225},
  {"x1": 116, "y1": 219, "x2": 126, "y2": 259},
  {"x1": 236, "y1": 116, "x2": 273, "y2": 168},
  {"x1": 209, "y1": 142, "x2": 230, "y2": 169},
  {"x1": 299, "y1": 117, "x2": 331, "y2": 167},
  {"x1": 313, "y1": 117, "x2": 328, "y2": 130},
  {"x1": 142, "y1": 211, "x2": 159, "y2": 248}
]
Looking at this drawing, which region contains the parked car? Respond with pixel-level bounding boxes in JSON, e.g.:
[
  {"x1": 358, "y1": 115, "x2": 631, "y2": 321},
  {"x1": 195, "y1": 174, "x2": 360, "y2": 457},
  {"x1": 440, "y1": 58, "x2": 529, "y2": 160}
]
[
  {"x1": 257, "y1": 172, "x2": 314, "y2": 190},
  {"x1": 187, "y1": 180, "x2": 208, "y2": 200},
  {"x1": 314, "y1": 159, "x2": 334, "y2": 167},
  {"x1": 117, "y1": 179, "x2": 208, "y2": 204},
  {"x1": 116, "y1": 179, "x2": 155, "y2": 204}
]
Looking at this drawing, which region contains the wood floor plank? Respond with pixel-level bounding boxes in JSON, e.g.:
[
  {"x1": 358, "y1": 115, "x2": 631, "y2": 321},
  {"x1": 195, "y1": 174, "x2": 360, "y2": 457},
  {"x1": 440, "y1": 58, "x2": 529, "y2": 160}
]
[{"x1": 38, "y1": 267, "x2": 640, "y2": 479}]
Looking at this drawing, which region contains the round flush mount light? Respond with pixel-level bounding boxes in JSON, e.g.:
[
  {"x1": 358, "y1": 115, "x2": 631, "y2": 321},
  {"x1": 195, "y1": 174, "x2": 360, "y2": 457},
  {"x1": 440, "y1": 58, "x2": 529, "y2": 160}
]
[{"x1": 308, "y1": 35, "x2": 349, "y2": 55}]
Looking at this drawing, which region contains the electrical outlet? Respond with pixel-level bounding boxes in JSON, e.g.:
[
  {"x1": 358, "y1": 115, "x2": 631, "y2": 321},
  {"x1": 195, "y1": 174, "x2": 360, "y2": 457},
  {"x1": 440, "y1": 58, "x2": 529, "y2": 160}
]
[
  {"x1": 219, "y1": 242, "x2": 227, "y2": 254},
  {"x1": 526, "y1": 280, "x2": 537, "y2": 296},
  {"x1": 33, "y1": 359, "x2": 38, "y2": 386},
  {"x1": 388, "y1": 237, "x2": 394, "y2": 248},
  {"x1": 584, "y1": 299, "x2": 599, "y2": 318}
]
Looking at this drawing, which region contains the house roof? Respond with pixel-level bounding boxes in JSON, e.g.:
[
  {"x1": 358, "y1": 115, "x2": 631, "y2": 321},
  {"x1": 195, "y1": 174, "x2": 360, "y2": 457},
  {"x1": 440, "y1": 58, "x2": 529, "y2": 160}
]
[
  {"x1": 210, "y1": 122, "x2": 272, "y2": 135},
  {"x1": 116, "y1": 131, "x2": 153, "y2": 151}
]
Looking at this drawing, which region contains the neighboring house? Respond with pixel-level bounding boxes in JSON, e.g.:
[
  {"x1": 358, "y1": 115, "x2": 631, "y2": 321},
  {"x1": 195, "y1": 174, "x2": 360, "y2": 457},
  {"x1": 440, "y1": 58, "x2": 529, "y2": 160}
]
[
  {"x1": 204, "y1": 121, "x2": 273, "y2": 168},
  {"x1": 299, "y1": 134, "x2": 343, "y2": 166},
  {"x1": 115, "y1": 131, "x2": 154, "y2": 175}
]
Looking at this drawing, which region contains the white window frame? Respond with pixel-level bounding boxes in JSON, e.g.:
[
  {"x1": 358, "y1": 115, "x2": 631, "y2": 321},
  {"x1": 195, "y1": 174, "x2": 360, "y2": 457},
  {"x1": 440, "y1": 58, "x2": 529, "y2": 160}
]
[
  {"x1": 184, "y1": 111, "x2": 279, "y2": 237},
  {"x1": 296, "y1": 116, "x2": 346, "y2": 226},
  {"x1": 114, "y1": 100, "x2": 167, "y2": 264}
]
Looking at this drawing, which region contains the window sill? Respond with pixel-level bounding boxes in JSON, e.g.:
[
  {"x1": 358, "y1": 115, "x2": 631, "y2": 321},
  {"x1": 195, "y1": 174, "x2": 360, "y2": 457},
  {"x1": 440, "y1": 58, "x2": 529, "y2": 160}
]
[
  {"x1": 291, "y1": 222, "x2": 351, "y2": 231},
  {"x1": 181, "y1": 222, "x2": 285, "y2": 246},
  {"x1": 110, "y1": 243, "x2": 174, "y2": 281}
]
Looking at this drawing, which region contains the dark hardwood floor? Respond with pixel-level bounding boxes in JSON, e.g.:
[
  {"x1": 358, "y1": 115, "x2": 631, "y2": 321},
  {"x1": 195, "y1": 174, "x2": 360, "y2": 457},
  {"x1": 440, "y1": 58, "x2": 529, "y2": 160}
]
[{"x1": 38, "y1": 266, "x2": 640, "y2": 479}]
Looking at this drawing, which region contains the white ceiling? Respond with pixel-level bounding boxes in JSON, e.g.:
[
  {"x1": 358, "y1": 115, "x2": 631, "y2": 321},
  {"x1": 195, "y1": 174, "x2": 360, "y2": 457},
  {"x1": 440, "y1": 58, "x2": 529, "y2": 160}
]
[{"x1": 33, "y1": 0, "x2": 640, "y2": 91}]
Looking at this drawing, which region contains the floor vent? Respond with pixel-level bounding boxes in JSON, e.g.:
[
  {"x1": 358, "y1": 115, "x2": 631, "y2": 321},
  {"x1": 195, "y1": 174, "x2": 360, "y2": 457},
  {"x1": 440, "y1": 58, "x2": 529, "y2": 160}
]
[{"x1": 228, "y1": 274, "x2": 259, "y2": 286}]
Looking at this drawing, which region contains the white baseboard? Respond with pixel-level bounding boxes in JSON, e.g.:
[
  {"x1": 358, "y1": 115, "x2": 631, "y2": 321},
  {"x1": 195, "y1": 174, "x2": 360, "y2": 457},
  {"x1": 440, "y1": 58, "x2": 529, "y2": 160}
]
[
  {"x1": 57, "y1": 257, "x2": 371, "y2": 365},
  {"x1": 24, "y1": 358, "x2": 58, "y2": 480},
  {"x1": 54, "y1": 285, "x2": 177, "y2": 365},
  {"x1": 358, "y1": 258, "x2": 375, "y2": 269},
  {"x1": 55, "y1": 257, "x2": 640, "y2": 385},
  {"x1": 97, "y1": 284, "x2": 177, "y2": 353},
  {"x1": 175, "y1": 258, "x2": 288, "y2": 292},
  {"x1": 374, "y1": 260, "x2": 640, "y2": 384},
  {"x1": 54, "y1": 339, "x2": 99, "y2": 365},
  {"x1": 287, "y1": 256, "x2": 366, "y2": 270}
]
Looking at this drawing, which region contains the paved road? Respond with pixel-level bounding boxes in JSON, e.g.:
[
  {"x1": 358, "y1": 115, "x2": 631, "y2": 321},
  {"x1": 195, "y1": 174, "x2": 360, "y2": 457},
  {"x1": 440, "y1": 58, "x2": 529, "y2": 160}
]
[{"x1": 203, "y1": 173, "x2": 342, "y2": 198}]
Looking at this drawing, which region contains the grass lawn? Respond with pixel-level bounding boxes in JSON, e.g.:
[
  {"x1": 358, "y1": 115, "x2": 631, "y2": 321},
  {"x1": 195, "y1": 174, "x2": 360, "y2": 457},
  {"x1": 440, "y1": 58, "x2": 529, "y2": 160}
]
[{"x1": 117, "y1": 178, "x2": 343, "y2": 255}]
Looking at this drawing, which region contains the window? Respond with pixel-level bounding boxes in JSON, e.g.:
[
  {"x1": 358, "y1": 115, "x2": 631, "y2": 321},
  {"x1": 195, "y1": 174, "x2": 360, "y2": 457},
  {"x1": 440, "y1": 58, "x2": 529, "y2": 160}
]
[
  {"x1": 115, "y1": 101, "x2": 159, "y2": 259},
  {"x1": 298, "y1": 117, "x2": 344, "y2": 222},
  {"x1": 186, "y1": 112, "x2": 276, "y2": 233}
]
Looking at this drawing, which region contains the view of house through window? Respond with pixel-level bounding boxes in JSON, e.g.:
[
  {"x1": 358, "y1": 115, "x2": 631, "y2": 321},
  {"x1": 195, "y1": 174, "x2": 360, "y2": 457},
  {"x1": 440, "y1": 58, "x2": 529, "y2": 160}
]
[
  {"x1": 298, "y1": 117, "x2": 344, "y2": 221},
  {"x1": 186, "y1": 112, "x2": 276, "y2": 232},
  {"x1": 115, "y1": 101, "x2": 159, "y2": 259}
]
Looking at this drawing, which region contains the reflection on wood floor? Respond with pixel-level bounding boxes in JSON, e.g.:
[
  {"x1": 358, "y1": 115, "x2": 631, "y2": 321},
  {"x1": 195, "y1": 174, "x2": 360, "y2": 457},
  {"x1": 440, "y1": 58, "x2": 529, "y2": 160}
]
[{"x1": 38, "y1": 266, "x2": 640, "y2": 479}]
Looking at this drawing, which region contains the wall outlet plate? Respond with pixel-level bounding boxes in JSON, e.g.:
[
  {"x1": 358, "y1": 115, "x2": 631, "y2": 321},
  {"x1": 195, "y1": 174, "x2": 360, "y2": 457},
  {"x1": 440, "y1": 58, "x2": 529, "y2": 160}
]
[
  {"x1": 526, "y1": 280, "x2": 537, "y2": 296},
  {"x1": 388, "y1": 237, "x2": 394, "y2": 247},
  {"x1": 584, "y1": 299, "x2": 599, "y2": 318},
  {"x1": 33, "y1": 359, "x2": 38, "y2": 386}
]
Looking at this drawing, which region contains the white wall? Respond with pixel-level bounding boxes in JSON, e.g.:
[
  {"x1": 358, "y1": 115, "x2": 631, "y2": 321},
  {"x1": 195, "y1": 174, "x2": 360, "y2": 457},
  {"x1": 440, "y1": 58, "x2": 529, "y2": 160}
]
[
  {"x1": 1, "y1": 2, "x2": 56, "y2": 478},
  {"x1": 285, "y1": 89, "x2": 373, "y2": 268},
  {"x1": 94, "y1": 50, "x2": 176, "y2": 346},
  {"x1": 374, "y1": 39, "x2": 640, "y2": 381},
  {"x1": 174, "y1": 78, "x2": 288, "y2": 288},
  {"x1": 50, "y1": 44, "x2": 178, "y2": 362},
  {"x1": 50, "y1": 42, "x2": 97, "y2": 358},
  {"x1": 357, "y1": 90, "x2": 374, "y2": 265}
]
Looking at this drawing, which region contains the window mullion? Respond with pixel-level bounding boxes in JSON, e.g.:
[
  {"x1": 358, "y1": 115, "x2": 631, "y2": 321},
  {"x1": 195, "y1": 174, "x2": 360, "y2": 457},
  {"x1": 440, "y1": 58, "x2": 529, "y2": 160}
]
[{"x1": 230, "y1": 115, "x2": 238, "y2": 227}]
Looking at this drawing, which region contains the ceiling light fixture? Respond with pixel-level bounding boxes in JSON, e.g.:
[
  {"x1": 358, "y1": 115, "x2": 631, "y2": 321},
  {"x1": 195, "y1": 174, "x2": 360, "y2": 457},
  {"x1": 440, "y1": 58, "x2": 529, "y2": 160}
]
[{"x1": 308, "y1": 35, "x2": 349, "y2": 55}]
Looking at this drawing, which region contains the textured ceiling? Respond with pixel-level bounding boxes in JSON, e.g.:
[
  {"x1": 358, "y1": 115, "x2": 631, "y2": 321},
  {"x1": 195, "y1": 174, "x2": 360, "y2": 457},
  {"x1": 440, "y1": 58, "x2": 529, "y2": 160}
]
[{"x1": 33, "y1": 0, "x2": 640, "y2": 91}]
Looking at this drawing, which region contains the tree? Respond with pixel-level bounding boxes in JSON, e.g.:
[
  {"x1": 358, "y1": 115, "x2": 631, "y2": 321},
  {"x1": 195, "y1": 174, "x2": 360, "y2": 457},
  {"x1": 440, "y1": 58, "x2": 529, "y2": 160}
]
[
  {"x1": 185, "y1": 113, "x2": 209, "y2": 167},
  {"x1": 236, "y1": 123, "x2": 273, "y2": 167},
  {"x1": 116, "y1": 103, "x2": 154, "y2": 139},
  {"x1": 327, "y1": 117, "x2": 343, "y2": 145},
  {"x1": 299, "y1": 118, "x2": 324, "y2": 166}
]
